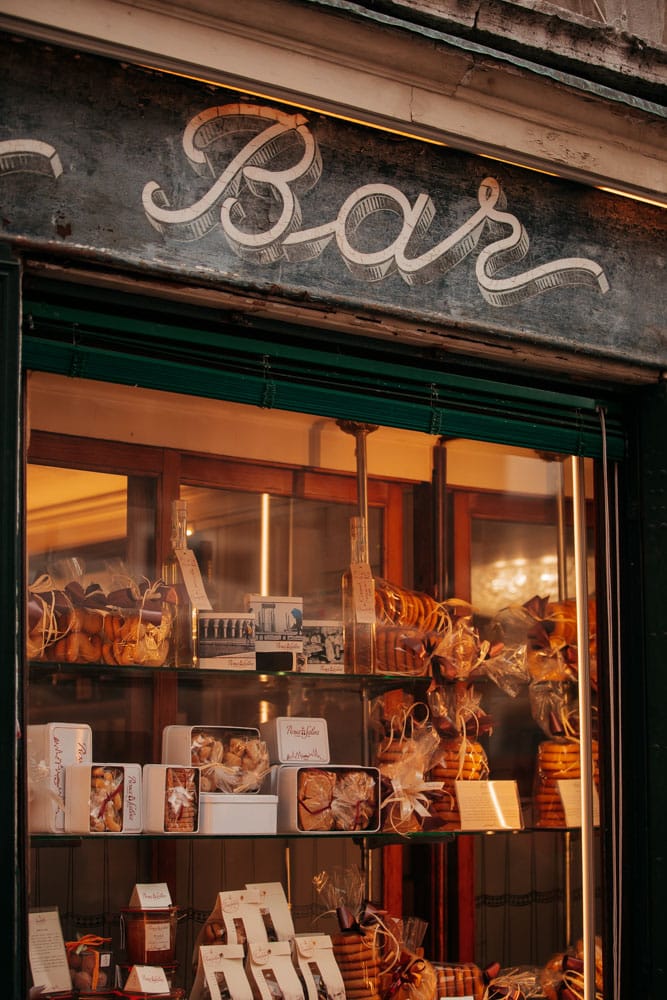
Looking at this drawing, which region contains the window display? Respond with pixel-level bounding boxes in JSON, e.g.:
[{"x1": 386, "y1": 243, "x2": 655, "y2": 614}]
[{"x1": 25, "y1": 371, "x2": 601, "y2": 998}]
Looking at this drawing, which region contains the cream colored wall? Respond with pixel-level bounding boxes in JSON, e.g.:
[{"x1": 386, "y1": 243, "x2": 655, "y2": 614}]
[{"x1": 27, "y1": 371, "x2": 560, "y2": 493}]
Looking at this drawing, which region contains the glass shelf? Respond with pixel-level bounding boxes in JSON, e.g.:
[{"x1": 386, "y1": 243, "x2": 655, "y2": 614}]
[{"x1": 28, "y1": 661, "x2": 431, "y2": 698}]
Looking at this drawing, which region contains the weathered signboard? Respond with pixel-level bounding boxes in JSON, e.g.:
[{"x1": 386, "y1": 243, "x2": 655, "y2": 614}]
[{"x1": 0, "y1": 34, "x2": 665, "y2": 369}]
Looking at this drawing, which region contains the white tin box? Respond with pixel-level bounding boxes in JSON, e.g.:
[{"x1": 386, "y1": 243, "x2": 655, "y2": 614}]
[
  {"x1": 260, "y1": 717, "x2": 330, "y2": 764},
  {"x1": 27, "y1": 722, "x2": 93, "y2": 833},
  {"x1": 268, "y1": 764, "x2": 381, "y2": 835},
  {"x1": 199, "y1": 793, "x2": 278, "y2": 835},
  {"x1": 143, "y1": 764, "x2": 200, "y2": 833},
  {"x1": 64, "y1": 763, "x2": 143, "y2": 833}
]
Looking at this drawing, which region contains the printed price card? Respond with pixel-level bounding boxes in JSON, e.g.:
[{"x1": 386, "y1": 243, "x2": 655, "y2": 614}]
[
  {"x1": 557, "y1": 779, "x2": 600, "y2": 827},
  {"x1": 28, "y1": 907, "x2": 71, "y2": 993},
  {"x1": 175, "y1": 548, "x2": 213, "y2": 609},
  {"x1": 456, "y1": 780, "x2": 523, "y2": 830},
  {"x1": 351, "y1": 564, "x2": 375, "y2": 623}
]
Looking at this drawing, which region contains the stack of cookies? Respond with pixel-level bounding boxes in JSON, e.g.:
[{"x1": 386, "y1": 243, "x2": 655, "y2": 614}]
[
  {"x1": 376, "y1": 737, "x2": 424, "y2": 833},
  {"x1": 534, "y1": 739, "x2": 599, "y2": 827},
  {"x1": 435, "y1": 962, "x2": 485, "y2": 999},
  {"x1": 331, "y1": 930, "x2": 383, "y2": 1000},
  {"x1": 428, "y1": 739, "x2": 489, "y2": 829}
]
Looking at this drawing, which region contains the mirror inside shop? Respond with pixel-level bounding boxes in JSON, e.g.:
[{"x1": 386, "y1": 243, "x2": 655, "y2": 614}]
[{"x1": 25, "y1": 370, "x2": 601, "y2": 1000}]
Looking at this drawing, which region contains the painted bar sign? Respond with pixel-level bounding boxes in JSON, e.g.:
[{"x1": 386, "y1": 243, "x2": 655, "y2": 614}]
[{"x1": 0, "y1": 34, "x2": 665, "y2": 368}]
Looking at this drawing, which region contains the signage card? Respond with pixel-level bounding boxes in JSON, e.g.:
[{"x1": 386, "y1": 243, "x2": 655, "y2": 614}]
[
  {"x1": 557, "y1": 779, "x2": 600, "y2": 827},
  {"x1": 28, "y1": 907, "x2": 71, "y2": 994},
  {"x1": 456, "y1": 780, "x2": 523, "y2": 830},
  {"x1": 129, "y1": 882, "x2": 173, "y2": 908}
]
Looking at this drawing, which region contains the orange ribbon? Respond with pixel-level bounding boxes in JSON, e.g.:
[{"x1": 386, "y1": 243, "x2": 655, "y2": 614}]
[{"x1": 65, "y1": 935, "x2": 111, "y2": 990}]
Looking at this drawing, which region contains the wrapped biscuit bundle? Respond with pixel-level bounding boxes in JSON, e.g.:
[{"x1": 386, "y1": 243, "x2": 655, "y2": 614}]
[
  {"x1": 199, "y1": 735, "x2": 270, "y2": 794},
  {"x1": 529, "y1": 678, "x2": 586, "y2": 742},
  {"x1": 374, "y1": 579, "x2": 451, "y2": 676},
  {"x1": 27, "y1": 574, "x2": 108, "y2": 663},
  {"x1": 534, "y1": 738, "x2": 599, "y2": 828},
  {"x1": 541, "y1": 939, "x2": 603, "y2": 1000},
  {"x1": 104, "y1": 577, "x2": 176, "y2": 667},
  {"x1": 27, "y1": 575, "x2": 71, "y2": 660},
  {"x1": 428, "y1": 681, "x2": 493, "y2": 744},
  {"x1": 375, "y1": 703, "x2": 443, "y2": 834},
  {"x1": 427, "y1": 685, "x2": 491, "y2": 830},
  {"x1": 492, "y1": 594, "x2": 597, "y2": 689},
  {"x1": 429, "y1": 600, "x2": 519, "y2": 693},
  {"x1": 381, "y1": 917, "x2": 434, "y2": 1000},
  {"x1": 313, "y1": 866, "x2": 398, "y2": 1000},
  {"x1": 434, "y1": 963, "x2": 486, "y2": 1000},
  {"x1": 382, "y1": 951, "x2": 436, "y2": 1000},
  {"x1": 483, "y1": 966, "x2": 545, "y2": 999}
]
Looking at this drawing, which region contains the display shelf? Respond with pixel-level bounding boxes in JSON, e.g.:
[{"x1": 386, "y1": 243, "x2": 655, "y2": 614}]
[
  {"x1": 29, "y1": 660, "x2": 430, "y2": 691},
  {"x1": 30, "y1": 826, "x2": 578, "y2": 846}
]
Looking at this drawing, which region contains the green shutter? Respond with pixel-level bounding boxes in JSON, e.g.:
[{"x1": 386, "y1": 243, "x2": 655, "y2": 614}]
[{"x1": 22, "y1": 277, "x2": 626, "y2": 459}]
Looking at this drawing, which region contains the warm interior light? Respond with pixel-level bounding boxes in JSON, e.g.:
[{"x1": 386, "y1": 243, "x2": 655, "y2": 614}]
[
  {"x1": 260, "y1": 492, "x2": 270, "y2": 596},
  {"x1": 142, "y1": 63, "x2": 667, "y2": 207},
  {"x1": 596, "y1": 185, "x2": 667, "y2": 208}
]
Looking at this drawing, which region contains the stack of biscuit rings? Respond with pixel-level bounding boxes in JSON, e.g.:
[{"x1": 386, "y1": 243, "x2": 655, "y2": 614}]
[
  {"x1": 535, "y1": 740, "x2": 599, "y2": 828},
  {"x1": 374, "y1": 580, "x2": 451, "y2": 676},
  {"x1": 332, "y1": 931, "x2": 383, "y2": 1000},
  {"x1": 376, "y1": 738, "x2": 427, "y2": 833},
  {"x1": 435, "y1": 962, "x2": 485, "y2": 999},
  {"x1": 428, "y1": 739, "x2": 489, "y2": 829}
]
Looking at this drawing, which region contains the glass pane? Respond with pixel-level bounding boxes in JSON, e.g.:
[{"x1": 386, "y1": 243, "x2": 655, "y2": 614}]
[
  {"x1": 25, "y1": 374, "x2": 602, "y2": 999},
  {"x1": 183, "y1": 486, "x2": 383, "y2": 619}
]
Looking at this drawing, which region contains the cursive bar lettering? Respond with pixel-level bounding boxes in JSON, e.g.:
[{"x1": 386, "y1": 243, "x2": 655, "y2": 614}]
[{"x1": 143, "y1": 104, "x2": 609, "y2": 305}]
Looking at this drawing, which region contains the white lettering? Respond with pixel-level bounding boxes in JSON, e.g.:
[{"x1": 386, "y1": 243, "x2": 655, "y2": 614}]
[{"x1": 142, "y1": 105, "x2": 609, "y2": 305}]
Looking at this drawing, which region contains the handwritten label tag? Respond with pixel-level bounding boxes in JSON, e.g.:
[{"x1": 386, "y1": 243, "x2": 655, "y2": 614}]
[
  {"x1": 351, "y1": 564, "x2": 375, "y2": 623},
  {"x1": 129, "y1": 882, "x2": 173, "y2": 908},
  {"x1": 125, "y1": 964, "x2": 171, "y2": 994},
  {"x1": 175, "y1": 548, "x2": 212, "y2": 609},
  {"x1": 28, "y1": 907, "x2": 71, "y2": 994},
  {"x1": 557, "y1": 779, "x2": 600, "y2": 827},
  {"x1": 456, "y1": 780, "x2": 523, "y2": 830}
]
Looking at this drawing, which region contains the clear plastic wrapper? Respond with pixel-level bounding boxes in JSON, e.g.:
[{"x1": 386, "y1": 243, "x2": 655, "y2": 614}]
[
  {"x1": 540, "y1": 938, "x2": 603, "y2": 1000},
  {"x1": 104, "y1": 577, "x2": 175, "y2": 666},
  {"x1": 483, "y1": 966, "x2": 545, "y2": 999},
  {"x1": 296, "y1": 767, "x2": 379, "y2": 832},
  {"x1": 490, "y1": 595, "x2": 597, "y2": 689},
  {"x1": 428, "y1": 683, "x2": 493, "y2": 742},
  {"x1": 27, "y1": 575, "x2": 107, "y2": 662},
  {"x1": 534, "y1": 739, "x2": 599, "y2": 828},
  {"x1": 27, "y1": 566, "x2": 177, "y2": 666},
  {"x1": 197, "y1": 734, "x2": 270, "y2": 794},
  {"x1": 374, "y1": 579, "x2": 451, "y2": 676},
  {"x1": 428, "y1": 734, "x2": 490, "y2": 830},
  {"x1": 313, "y1": 865, "x2": 400, "y2": 1000},
  {"x1": 529, "y1": 681, "x2": 580, "y2": 740},
  {"x1": 375, "y1": 702, "x2": 443, "y2": 833},
  {"x1": 433, "y1": 961, "x2": 486, "y2": 999}
]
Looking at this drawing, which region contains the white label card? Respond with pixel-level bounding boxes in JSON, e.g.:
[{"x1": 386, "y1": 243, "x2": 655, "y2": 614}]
[
  {"x1": 456, "y1": 780, "x2": 523, "y2": 830},
  {"x1": 557, "y1": 779, "x2": 600, "y2": 827},
  {"x1": 130, "y1": 882, "x2": 173, "y2": 908},
  {"x1": 350, "y1": 564, "x2": 375, "y2": 623},
  {"x1": 28, "y1": 907, "x2": 71, "y2": 993},
  {"x1": 125, "y1": 964, "x2": 171, "y2": 993},
  {"x1": 175, "y1": 549, "x2": 213, "y2": 609}
]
